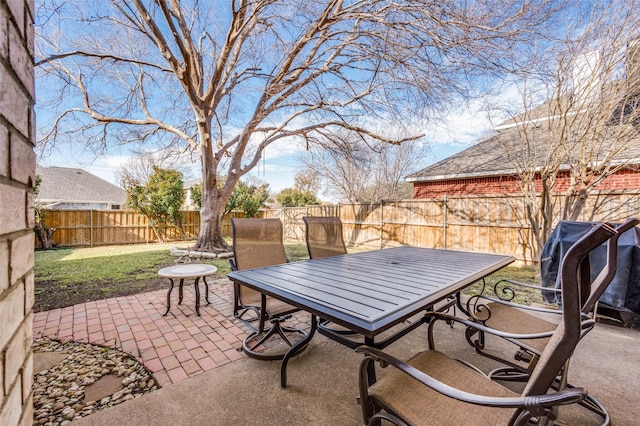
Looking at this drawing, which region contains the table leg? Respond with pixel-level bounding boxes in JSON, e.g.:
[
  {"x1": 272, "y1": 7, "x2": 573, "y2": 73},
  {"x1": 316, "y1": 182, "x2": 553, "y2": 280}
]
[
  {"x1": 178, "y1": 279, "x2": 184, "y2": 304},
  {"x1": 203, "y1": 276, "x2": 210, "y2": 304},
  {"x1": 164, "y1": 278, "x2": 175, "y2": 316},
  {"x1": 281, "y1": 314, "x2": 317, "y2": 388},
  {"x1": 194, "y1": 277, "x2": 201, "y2": 316}
]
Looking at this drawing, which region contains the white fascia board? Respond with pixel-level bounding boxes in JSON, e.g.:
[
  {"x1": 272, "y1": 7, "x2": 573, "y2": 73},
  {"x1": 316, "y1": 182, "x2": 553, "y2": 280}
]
[
  {"x1": 406, "y1": 157, "x2": 640, "y2": 183},
  {"x1": 494, "y1": 110, "x2": 582, "y2": 132}
]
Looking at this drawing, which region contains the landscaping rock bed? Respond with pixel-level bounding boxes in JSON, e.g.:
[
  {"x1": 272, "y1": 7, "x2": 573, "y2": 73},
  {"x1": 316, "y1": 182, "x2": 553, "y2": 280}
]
[
  {"x1": 32, "y1": 338, "x2": 158, "y2": 425},
  {"x1": 169, "y1": 247, "x2": 233, "y2": 263}
]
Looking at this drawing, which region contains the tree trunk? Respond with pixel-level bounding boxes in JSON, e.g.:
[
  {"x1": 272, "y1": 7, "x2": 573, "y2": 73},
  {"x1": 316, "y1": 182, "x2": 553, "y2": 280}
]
[
  {"x1": 194, "y1": 207, "x2": 228, "y2": 253},
  {"x1": 34, "y1": 223, "x2": 56, "y2": 250},
  {"x1": 193, "y1": 123, "x2": 230, "y2": 252},
  {"x1": 151, "y1": 224, "x2": 165, "y2": 243}
]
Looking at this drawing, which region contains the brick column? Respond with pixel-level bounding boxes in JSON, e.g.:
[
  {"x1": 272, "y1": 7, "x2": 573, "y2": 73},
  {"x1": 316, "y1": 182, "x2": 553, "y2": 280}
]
[{"x1": 0, "y1": 0, "x2": 35, "y2": 425}]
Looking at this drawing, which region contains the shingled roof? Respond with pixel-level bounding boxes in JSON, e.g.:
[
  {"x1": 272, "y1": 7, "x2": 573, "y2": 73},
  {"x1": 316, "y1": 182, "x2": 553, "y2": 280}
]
[
  {"x1": 36, "y1": 166, "x2": 126, "y2": 207},
  {"x1": 406, "y1": 124, "x2": 640, "y2": 183}
]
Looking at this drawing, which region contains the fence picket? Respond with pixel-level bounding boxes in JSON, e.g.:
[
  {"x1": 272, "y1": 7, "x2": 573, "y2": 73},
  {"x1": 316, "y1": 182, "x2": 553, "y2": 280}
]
[{"x1": 38, "y1": 191, "x2": 640, "y2": 264}]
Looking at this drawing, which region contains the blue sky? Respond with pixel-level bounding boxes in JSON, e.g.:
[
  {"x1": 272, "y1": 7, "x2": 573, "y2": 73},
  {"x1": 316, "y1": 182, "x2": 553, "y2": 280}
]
[
  {"x1": 37, "y1": 98, "x2": 497, "y2": 195},
  {"x1": 34, "y1": 1, "x2": 526, "y2": 197}
]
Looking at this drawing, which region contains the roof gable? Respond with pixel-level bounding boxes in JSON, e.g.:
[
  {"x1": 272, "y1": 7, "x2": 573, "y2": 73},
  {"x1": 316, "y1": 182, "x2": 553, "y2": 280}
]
[
  {"x1": 36, "y1": 166, "x2": 127, "y2": 204},
  {"x1": 407, "y1": 124, "x2": 640, "y2": 182}
]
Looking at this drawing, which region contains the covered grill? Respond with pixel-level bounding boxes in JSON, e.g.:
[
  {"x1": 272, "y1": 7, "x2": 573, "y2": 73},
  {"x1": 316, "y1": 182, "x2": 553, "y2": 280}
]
[{"x1": 540, "y1": 220, "x2": 640, "y2": 328}]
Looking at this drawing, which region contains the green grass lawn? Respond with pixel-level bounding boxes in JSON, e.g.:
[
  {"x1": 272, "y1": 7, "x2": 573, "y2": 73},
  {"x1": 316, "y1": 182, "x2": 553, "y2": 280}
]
[
  {"x1": 34, "y1": 241, "x2": 543, "y2": 312},
  {"x1": 33, "y1": 241, "x2": 312, "y2": 312},
  {"x1": 463, "y1": 264, "x2": 544, "y2": 305},
  {"x1": 35, "y1": 242, "x2": 206, "y2": 287}
]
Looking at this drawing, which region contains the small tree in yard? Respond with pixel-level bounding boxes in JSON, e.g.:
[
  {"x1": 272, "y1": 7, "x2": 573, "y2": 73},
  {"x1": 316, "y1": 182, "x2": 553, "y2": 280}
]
[
  {"x1": 190, "y1": 184, "x2": 202, "y2": 210},
  {"x1": 33, "y1": 175, "x2": 57, "y2": 250},
  {"x1": 191, "y1": 180, "x2": 269, "y2": 217},
  {"x1": 303, "y1": 132, "x2": 424, "y2": 202},
  {"x1": 225, "y1": 181, "x2": 270, "y2": 218},
  {"x1": 276, "y1": 188, "x2": 319, "y2": 207},
  {"x1": 126, "y1": 166, "x2": 185, "y2": 242}
]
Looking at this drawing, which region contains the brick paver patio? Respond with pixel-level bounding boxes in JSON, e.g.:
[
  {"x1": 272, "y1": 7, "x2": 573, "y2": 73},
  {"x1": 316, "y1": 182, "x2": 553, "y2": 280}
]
[{"x1": 32, "y1": 278, "x2": 310, "y2": 387}]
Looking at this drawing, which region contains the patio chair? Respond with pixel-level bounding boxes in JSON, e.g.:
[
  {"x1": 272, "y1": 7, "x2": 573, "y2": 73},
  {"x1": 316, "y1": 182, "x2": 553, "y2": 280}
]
[
  {"x1": 461, "y1": 217, "x2": 638, "y2": 424},
  {"x1": 229, "y1": 218, "x2": 307, "y2": 360},
  {"x1": 302, "y1": 216, "x2": 347, "y2": 259},
  {"x1": 303, "y1": 215, "x2": 362, "y2": 339},
  {"x1": 356, "y1": 221, "x2": 618, "y2": 426}
]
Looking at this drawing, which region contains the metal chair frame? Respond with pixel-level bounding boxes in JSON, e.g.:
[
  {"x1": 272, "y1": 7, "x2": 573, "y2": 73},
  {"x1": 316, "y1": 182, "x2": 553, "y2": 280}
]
[
  {"x1": 357, "y1": 222, "x2": 620, "y2": 426},
  {"x1": 229, "y1": 218, "x2": 307, "y2": 360},
  {"x1": 461, "y1": 218, "x2": 639, "y2": 425}
]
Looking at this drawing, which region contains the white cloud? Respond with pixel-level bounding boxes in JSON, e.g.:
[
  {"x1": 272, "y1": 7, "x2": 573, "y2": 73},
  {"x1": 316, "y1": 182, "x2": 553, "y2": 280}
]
[
  {"x1": 38, "y1": 84, "x2": 526, "y2": 192},
  {"x1": 421, "y1": 83, "x2": 524, "y2": 163}
]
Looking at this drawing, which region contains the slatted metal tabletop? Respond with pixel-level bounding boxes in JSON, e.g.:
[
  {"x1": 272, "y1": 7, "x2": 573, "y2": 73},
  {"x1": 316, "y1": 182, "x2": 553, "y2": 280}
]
[
  {"x1": 228, "y1": 246, "x2": 514, "y2": 387},
  {"x1": 227, "y1": 246, "x2": 515, "y2": 337}
]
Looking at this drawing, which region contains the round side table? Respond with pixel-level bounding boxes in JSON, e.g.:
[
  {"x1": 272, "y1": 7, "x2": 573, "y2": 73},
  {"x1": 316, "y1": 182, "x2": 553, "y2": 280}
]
[{"x1": 158, "y1": 264, "x2": 218, "y2": 316}]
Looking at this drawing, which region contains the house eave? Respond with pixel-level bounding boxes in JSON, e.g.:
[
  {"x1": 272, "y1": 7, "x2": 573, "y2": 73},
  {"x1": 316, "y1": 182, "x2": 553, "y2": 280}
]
[
  {"x1": 406, "y1": 158, "x2": 640, "y2": 183},
  {"x1": 39, "y1": 198, "x2": 125, "y2": 205},
  {"x1": 406, "y1": 170, "x2": 511, "y2": 182}
]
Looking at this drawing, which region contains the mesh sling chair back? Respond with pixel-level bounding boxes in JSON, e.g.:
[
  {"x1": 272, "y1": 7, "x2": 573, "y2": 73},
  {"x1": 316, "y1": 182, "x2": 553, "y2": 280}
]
[
  {"x1": 229, "y1": 218, "x2": 307, "y2": 360},
  {"x1": 356, "y1": 222, "x2": 618, "y2": 426},
  {"x1": 302, "y1": 216, "x2": 361, "y2": 341},
  {"x1": 462, "y1": 217, "x2": 638, "y2": 424},
  {"x1": 303, "y1": 216, "x2": 348, "y2": 259}
]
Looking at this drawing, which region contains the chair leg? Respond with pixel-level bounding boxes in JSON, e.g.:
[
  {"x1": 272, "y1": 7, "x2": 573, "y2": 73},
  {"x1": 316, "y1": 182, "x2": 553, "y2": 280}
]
[
  {"x1": 242, "y1": 316, "x2": 308, "y2": 361},
  {"x1": 234, "y1": 306, "x2": 261, "y2": 332},
  {"x1": 490, "y1": 359, "x2": 611, "y2": 425}
]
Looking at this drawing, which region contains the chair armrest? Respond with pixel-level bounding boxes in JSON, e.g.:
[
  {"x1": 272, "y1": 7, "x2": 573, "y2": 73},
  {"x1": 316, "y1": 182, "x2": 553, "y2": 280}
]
[
  {"x1": 228, "y1": 258, "x2": 238, "y2": 271},
  {"x1": 425, "y1": 311, "x2": 594, "y2": 342},
  {"x1": 228, "y1": 257, "x2": 288, "y2": 271},
  {"x1": 465, "y1": 279, "x2": 559, "y2": 319},
  {"x1": 486, "y1": 279, "x2": 560, "y2": 304},
  {"x1": 356, "y1": 345, "x2": 586, "y2": 411},
  {"x1": 467, "y1": 293, "x2": 562, "y2": 321},
  {"x1": 494, "y1": 279, "x2": 560, "y2": 294}
]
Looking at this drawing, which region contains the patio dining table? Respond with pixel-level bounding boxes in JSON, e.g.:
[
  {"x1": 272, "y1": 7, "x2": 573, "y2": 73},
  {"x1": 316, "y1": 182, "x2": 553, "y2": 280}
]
[{"x1": 227, "y1": 246, "x2": 515, "y2": 387}]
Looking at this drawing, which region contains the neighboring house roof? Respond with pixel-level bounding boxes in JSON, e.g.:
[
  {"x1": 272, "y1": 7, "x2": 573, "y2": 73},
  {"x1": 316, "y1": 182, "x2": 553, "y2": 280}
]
[
  {"x1": 184, "y1": 178, "x2": 201, "y2": 189},
  {"x1": 36, "y1": 166, "x2": 127, "y2": 206},
  {"x1": 406, "y1": 124, "x2": 640, "y2": 183}
]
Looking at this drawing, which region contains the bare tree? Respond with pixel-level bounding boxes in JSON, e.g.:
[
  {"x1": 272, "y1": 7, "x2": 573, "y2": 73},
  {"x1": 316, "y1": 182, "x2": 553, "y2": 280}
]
[
  {"x1": 489, "y1": 0, "x2": 640, "y2": 256},
  {"x1": 293, "y1": 169, "x2": 321, "y2": 195},
  {"x1": 117, "y1": 152, "x2": 163, "y2": 190},
  {"x1": 35, "y1": 0, "x2": 565, "y2": 251},
  {"x1": 117, "y1": 150, "x2": 195, "y2": 190},
  {"x1": 304, "y1": 131, "x2": 426, "y2": 202}
]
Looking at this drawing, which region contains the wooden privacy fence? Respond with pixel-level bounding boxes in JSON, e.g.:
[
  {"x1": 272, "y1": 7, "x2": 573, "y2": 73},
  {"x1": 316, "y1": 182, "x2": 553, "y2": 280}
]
[
  {"x1": 39, "y1": 190, "x2": 640, "y2": 264},
  {"x1": 261, "y1": 191, "x2": 640, "y2": 264},
  {"x1": 38, "y1": 210, "x2": 202, "y2": 247}
]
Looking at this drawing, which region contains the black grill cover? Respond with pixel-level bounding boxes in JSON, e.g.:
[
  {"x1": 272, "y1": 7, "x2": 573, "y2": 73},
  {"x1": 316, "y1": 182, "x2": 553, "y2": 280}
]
[{"x1": 540, "y1": 221, "x2": 640, "y2": 317}]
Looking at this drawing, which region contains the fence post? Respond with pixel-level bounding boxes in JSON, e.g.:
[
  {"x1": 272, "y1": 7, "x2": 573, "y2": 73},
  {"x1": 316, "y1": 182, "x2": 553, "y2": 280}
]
[
  {"x1": 443, "y1": 196, "x2": 447, "y2": 249},
  {"x1": 90, "y1": 210, "x2": 94, "y2": 247},
  {"x1": 380, "y1": 199, "x2": 384, "y2": 249}
]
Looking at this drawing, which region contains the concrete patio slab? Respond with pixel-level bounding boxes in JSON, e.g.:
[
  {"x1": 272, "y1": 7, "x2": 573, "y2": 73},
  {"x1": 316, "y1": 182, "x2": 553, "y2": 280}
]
[
  {"x1": 71, "y1": 319, "x2": 640, "y2": 425},
  {"x1": 33, "y1": 279, "x2": 640, "y2": 425}
]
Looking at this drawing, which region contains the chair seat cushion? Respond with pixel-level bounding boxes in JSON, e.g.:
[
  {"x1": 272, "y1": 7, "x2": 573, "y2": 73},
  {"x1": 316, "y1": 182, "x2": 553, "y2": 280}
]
[
  {"x1": 483, "y1": 302, "x2": 556, "y2": 353},
  {"x1": 369, "y1": 350, "x2": 516, "y2": 425}
]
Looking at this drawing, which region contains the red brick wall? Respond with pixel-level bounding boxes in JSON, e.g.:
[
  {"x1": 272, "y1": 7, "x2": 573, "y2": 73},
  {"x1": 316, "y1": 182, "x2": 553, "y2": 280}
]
[{"x1": 413, "y1": 169, "x2": 640, "y2": 198}]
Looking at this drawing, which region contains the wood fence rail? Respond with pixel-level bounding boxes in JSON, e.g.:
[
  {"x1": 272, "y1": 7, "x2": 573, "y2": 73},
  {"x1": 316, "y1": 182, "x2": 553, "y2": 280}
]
[{"x1": 39, "y1": 191, "x2": 640, "y2": 264}]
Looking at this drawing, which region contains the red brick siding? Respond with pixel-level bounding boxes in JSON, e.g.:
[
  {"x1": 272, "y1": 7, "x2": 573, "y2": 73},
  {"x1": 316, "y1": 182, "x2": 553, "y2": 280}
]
[{"x1": 413, "y1": 170, "x2": 640, "y2": 198}]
